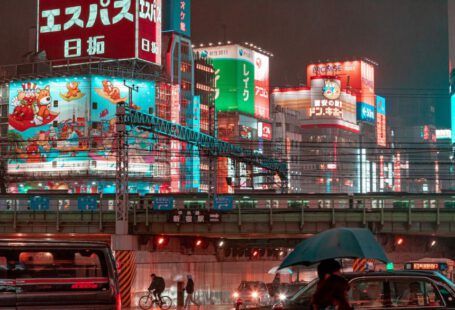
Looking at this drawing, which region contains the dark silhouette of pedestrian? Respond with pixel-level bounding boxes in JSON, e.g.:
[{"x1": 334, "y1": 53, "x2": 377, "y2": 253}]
[
  {"x1": 184, "y1": 274, "x2": 199, "y2": 308},
  {"x1": 312, "y1": 274, "x2": 352, "y2": 310}
]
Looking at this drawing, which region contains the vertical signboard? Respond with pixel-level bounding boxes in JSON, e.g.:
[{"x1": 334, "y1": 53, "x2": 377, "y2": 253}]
[
  {"x1": 38, "y1": 0, "x2": 161, "y2": 65},
  {"x1": 163, "y1": 0, "x2": 191, "y2": 37},
  {"x1": 186, "y1": 96, "x2": 200, "y2": 189},
  {"x1": 360, "y1": 61, "x2": 375, "y2": 106},
  {"x1": 393, "y1": 153, "x2": 401, "y2": 192},
  {"x1": 170, "y1": 84, "x2": 180, "y2": 192},
  {"x1": 376, "y1": 95, "x2": 386, "y2": 147},
  {"x1": 253, "y1": 51, "x2": 270, "y2": 119},
  {"x1": 137, "y1": 0, "x2": 162, "y2": 65}
]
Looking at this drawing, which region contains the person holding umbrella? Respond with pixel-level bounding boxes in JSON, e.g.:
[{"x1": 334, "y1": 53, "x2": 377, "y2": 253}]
[{"x1": 311, "y1": 274, "x2": 352, "y2": 310}]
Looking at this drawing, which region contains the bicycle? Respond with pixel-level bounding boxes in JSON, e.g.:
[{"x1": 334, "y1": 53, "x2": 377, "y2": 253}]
[{"x1": 138, "y1": 290, "x2": 172, "y2": 310}]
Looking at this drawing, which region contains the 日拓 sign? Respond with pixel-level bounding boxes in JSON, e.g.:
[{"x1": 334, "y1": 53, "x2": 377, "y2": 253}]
[{"x1": 37, "y1": 0, "x2": 162, "y2": 65}]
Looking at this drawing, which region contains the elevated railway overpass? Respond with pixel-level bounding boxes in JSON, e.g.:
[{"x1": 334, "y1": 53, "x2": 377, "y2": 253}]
[{"x1": 1, "y1": 192, "x2": 455, "y2": 237}]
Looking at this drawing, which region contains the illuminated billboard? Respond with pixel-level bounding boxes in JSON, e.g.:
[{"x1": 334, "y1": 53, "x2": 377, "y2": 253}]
[
  {"x1": 253, "y1": 51, "x2": 270, "y2": 119},
  {"x1": 197, "y1": 45, "x2": 268, "y2": 117},
  {"x1": 357, "y1": 102, "x2": 375, "y2": 122},
  {"x1": 8, "y1": 75, "x2": 156, "y2": 174},
  {"x1": 163, "y1": 0, "x2": 191, "y2": 37},
  {"x1": 37, "y1": 0, "x2": 162, "y2": 65},
  {"x1": 271, "y1": 78, "x2": 359, "y2": 132},
  {"x1": 307, "y1": 60, "x2": 375, "y2": 106},
  {"x1": 376, "y1": 95, "x2": 386, "y2": 147}
]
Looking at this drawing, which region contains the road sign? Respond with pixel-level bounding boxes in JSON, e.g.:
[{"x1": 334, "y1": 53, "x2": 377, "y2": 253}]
[
  {"x1": 30, "y1": 196, "x2": 50, "y2": 210},
  {"x1": 153, "y1": 197, "x2": 174, "y2": 210},
  {"x1": 214, "y1": 196, "x2": 234, "y2": 211},
  {"x1": 77, "y1": 196, "x2": 98, "y2": 210}
]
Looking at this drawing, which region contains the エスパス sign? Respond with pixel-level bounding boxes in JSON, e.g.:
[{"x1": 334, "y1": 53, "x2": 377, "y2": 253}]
[{"x1": 37, "y1": 0, "x2": 161, "y2": 65}]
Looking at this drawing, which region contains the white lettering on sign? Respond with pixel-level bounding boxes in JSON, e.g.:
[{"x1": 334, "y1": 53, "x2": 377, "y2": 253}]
[
  {"x1": 40, "y1": 0, "x2": 135, "y2": 33},
  {"x1": 64, "y1": 36, "x2": 106, "y2": 58},
  {"x1": 113, "y1": 0, "x2": 134, "y2": 23},
  {"x1": 64, "y1": 38, "x2": 82, "y2": 57},
  {"x1": 87, "y1": 35, "x2": 105, "y2": 55},
  {"x1": 87, "y1": 2, "x2": 111, "y2": 27},
  {"x1": 141, "y1": 38, "x2": 158, "y2": 55},
  {"x1": 64, "y1": 6, "x2": 84, "y2": 30},
  {"x1": 242, "y1": 64, "x2": 250, "y2": 101},
  {"x1": 40, "y1": 9, "x2": 61, "y2": 33},
  {"x1": 214, "y1": 68, "x2": 220, "y2": 100},
  {"x1": 139, "y1": 0, "x2": 161, "y2": 22}
]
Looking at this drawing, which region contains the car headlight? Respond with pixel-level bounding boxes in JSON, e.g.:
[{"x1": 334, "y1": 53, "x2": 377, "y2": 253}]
[
  {"x1": 233, "y1": 292, "x2": 239, "y2": 298},
  {"x1": 251, "y1": 291, "x2": 259, "y2": 298},
  {"x1": 278, "y1": 293, "x2": 286, "y2": 301}
]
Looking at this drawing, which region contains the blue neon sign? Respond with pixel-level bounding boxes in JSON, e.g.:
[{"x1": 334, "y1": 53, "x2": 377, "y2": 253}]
[{"x1": 357, "y1": 102, "x2": 375, "y2": 122}]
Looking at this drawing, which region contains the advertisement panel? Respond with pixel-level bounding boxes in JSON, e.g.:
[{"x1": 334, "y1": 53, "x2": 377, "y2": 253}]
[
  {"x1": 186, "y1": 96, "x2": 200, "y2": 190},
  {"x1": 38, "y1": 0, "x2": 161, "y2": 65},
  {"x1": 90, "y1": 75, "x2": 156, "y2": 173},
  {"x1": 163, "y1": 0, "x2": 191, "y2": 37},
  {"x1": 253, "y1": 51, "x2": 270, "y2": 119},
  {"x1": 307, "y1": 61, "x2": 361, "y2": 94},
  {"x1": 8, "y1": 75, "x2": 156, "y2": 174},
  {"x1": 258, "y1": 122, "x2": 272, "y2": 140},
  {"x1": 137, "y1": 0, "x2": 162, "y2": 65},
  {"x1": 8, "y1": 76, "x2": 91, "y2": 173},
  {"x1": 376, "y1": 95, "x2": 386, "y2": 147},
  {"x1": 357, "y1": 102, "x2": 375, "y2": 122},
  {"x1": 393, "y1": 153, "x2": 401, "y2": 192},
  {"x1": 307, "y1": 60, "x2": 375, "y2": 105},
  {"x1": 170, "y1": 84, "x2": 180, "y2": 192},
  {"x1": 196, "y1": 45, "x2": 255, "y2": 116}
]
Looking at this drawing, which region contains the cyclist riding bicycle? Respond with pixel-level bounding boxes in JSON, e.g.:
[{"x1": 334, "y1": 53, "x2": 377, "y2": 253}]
[{"x1": 148, "y1": 273, "x2": 165, "y2": 305}]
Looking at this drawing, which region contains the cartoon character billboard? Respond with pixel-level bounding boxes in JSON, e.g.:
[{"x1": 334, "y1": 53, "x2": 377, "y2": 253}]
[
  {"x1": 8, "y1": 75, "x2": 156, "y2": 174},
  {"x1": 8, "y1": 76, "x2": 91, "y2": 173}
]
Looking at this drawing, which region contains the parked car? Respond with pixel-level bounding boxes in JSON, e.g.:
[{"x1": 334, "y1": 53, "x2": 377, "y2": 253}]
[
  {"x1": 233, "y1": 280, "x2": 272, "y2": 309},
  {"x1": 272, "y1": 270, "x2": 455, "y2": 309},
  {"x1": 0, "y1": 239, "x2": 119, "y2": 309}
]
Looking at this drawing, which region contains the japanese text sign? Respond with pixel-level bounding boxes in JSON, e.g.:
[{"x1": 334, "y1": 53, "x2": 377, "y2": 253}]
[
  {"x1": 163, "y1": 0, "x2": 191, "y2": 37},
  {"x1": 38, "y1": 0, "x2": 161, "y2": 65}
]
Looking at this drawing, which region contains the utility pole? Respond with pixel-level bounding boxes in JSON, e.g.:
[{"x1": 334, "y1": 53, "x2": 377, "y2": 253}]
[{"x1": 114, "y1": 81, "x2": 138, "y2": 235}]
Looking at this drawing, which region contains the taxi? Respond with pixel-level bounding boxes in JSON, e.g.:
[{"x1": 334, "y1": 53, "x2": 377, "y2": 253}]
[{"x1": 272, "y1": 270, "x2": 455, "y2": 310}]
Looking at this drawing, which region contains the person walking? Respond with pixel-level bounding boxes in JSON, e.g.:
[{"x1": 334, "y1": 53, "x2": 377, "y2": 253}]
[{"x1": 184, "y1": 274, "x2": 199, "y2": 308}]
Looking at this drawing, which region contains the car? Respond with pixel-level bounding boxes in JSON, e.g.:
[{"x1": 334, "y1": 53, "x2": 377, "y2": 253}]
[
  {"x1": 233, "y1": 280, "x2": 272, "y2": 309},
  {"x1": 271, "y1": 270, "x2": 455, "y2": 310},
  {"x1": 0, "y1": 239, "x2": 120, "y2": 309}
]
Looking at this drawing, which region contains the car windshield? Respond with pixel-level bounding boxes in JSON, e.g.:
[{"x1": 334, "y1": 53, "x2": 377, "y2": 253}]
[
  {"x1": 238, "y1": 282, "x2": 259, "y2": 291},
  {"x1": 435, "y1": 272, "x2": 455, "y2": 290}
]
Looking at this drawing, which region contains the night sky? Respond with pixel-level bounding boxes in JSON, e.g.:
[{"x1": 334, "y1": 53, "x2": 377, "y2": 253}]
[{"x1": 0, "y1": 0, "x2": 450, "y2": 127}]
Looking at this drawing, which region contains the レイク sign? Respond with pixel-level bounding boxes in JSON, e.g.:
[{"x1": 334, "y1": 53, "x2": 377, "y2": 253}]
[{"x1": 37, "y1": 0, "x2": 161, "y2": 65}]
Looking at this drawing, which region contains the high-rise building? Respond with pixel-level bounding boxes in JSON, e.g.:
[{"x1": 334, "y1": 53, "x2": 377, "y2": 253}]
[{"x1": 194, "y1": 43, "x2": 274, "y2": 193}]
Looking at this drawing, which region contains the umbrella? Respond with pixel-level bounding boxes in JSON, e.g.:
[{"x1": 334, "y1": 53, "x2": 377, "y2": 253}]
[
  {"x1": 268, "y1": 266, "x2": 293, "y2": 275},
  {"x1": 279, "y1": 227, "x2": 389, "y2": 269}
]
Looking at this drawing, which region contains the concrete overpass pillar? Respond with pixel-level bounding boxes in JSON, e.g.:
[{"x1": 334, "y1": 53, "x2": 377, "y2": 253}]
[{"x1": 112, "y1": 235, "x2": 138, "y2": 308}]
